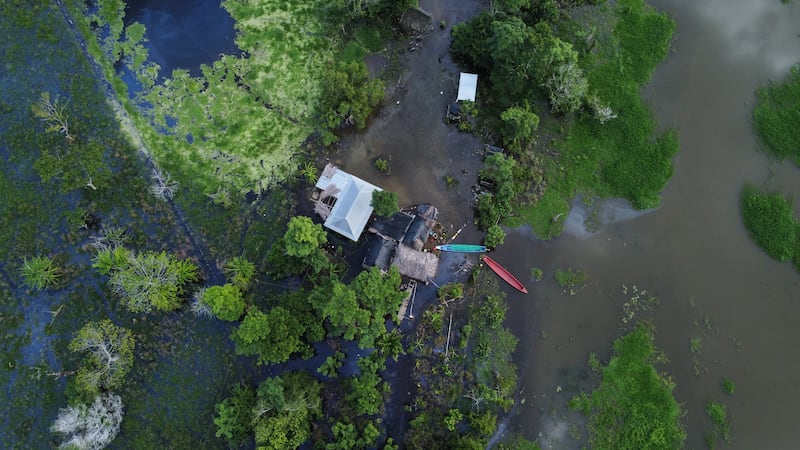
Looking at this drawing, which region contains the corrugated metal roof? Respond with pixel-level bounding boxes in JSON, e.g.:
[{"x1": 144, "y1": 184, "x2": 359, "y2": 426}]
[
  {"x1": 315, "y1": 164, "x2": 382, "y2": 241},
  {"x1": 457, "y1": 72, "x2": 478, "y2": 102}
]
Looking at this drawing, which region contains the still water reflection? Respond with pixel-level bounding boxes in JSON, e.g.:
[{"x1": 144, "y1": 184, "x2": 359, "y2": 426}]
[{"x1": 505, "y1": 1, "x2": 800, "y2": 448}]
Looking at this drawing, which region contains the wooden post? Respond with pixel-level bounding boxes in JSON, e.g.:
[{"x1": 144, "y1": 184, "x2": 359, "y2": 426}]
[{"x1": 444, "y1": 311, "x2": 453, "y2": 358}]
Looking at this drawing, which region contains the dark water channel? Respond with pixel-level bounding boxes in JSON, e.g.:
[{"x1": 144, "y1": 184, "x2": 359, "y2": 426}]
[
  {"x1": 125, "y1": 0, "x2": 238, "y2": 77},
  {"x1": 343, "y1": 0, "x2": 800, "y2": 448}
]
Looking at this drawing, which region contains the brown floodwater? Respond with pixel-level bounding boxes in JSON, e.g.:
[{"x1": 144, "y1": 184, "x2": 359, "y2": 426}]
[{"x1": 341, "y1": 0, "x2": 800, "y2": 448}]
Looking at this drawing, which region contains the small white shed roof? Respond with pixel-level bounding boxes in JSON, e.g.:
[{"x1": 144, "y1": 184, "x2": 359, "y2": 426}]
[
  {"x1": 457, "y1": 72, "x2": 478, "y2": 102},
  {"x1": 315, "y1": 164, "x2": 382, "y2": 241}
]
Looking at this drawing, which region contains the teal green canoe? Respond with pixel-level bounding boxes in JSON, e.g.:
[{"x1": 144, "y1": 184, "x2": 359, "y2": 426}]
[{"x1": 435, "y1": 244, "x2": 487, "y2": 253}]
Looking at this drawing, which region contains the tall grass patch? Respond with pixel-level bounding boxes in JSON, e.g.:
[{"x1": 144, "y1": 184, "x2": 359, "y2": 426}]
[
  {"x1": 568, "y1": 0, "x2": 676, "y2": 209},
  {"x1": 570, "y1": 324, "x2": 686, "y2": 449},
  {"x1": 753, "y1": 65, "x2": 800, "y2": 164},
  {"x1": 520, "y1": 0, "x2": 677, "y2": 237},
  {"x1": 221, "y1": 0, "x2": 339, "y2": 121},
  {"x1": 740, "y1": 184, "x2": 798, "y2": 262}
]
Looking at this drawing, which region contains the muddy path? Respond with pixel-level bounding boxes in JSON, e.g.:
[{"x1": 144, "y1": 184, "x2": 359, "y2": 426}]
[
  {"x1": 339, "y1": 0, "x2": 488, "y2": 243},
  {"x1": 336, "y1": 0, "x2": 498, "y2": 443}
]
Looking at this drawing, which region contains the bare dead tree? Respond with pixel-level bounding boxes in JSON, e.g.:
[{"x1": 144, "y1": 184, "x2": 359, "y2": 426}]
[
  {"x1": 546, "y1": 61, "x2": 589, "y2": 114},
  {"x1": 32, "y1": 92, "x2": 74, "y2": 142},
  {"x1": 89, "y1": 225, "x2": 128, "y2": 252},
  {"x1": 588, "y1": 95, "x2": 618, "y2": 124},
  {"x1": 463, "y1": 386, "x2": 486, "y2": 412},
  {"x1": 51, "y1": 393, "x2": 124, "y2": 450},
  {"x1": 149, "y1": 166, "x2": 179, "y2": 201}
]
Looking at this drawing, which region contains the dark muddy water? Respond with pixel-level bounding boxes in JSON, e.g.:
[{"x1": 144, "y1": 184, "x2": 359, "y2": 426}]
[
  {"x1": 343, "y1": 0, "x2": 800, "y2": 448},
  {"x1": 125, "y1": 0, "x2": 238, "y2": 77}
]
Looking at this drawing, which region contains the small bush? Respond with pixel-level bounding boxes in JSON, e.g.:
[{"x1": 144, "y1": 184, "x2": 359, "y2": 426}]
[
  {"x1": 484, "y1": 225, "x2": 506, "y2": 248},
  {"x1": 722, "y1": 377, "x2": 735, "y2": 395},
  {"x1": 20, "y1": 255, "x2": 60, "y2": 290},
  {"x1": 371, "y1": 189, "x2": 399, "y2": 217},
  {"x1": 706, "y1": 401, "x2": 731, "y2": 444},
  {"x1": 204, "y1": 284, "x2": 246, "y2": 321},
  {"x1": 375, "y1": 158, "x2": 390, "y2": 174},
  {"x1": 554, "y1": 267, "x2": 587, "y2": 289}
]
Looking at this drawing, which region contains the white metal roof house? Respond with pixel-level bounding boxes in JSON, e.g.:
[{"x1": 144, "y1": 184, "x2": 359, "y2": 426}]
[
  {"x1": 314, "y1": 164, "x2": 382, "y2": 241},
  {"x1": 457, "y1": 72, "x2": 478, "y2": 102}
]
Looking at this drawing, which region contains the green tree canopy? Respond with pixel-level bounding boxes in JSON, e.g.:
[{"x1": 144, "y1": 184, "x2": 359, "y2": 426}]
[
  {"x1": 268, "y1": 216, "x2": 330, "y2": 277},
  {"x1": 350, "y1": 266, "x2": 405, "y2": 321},
  {"x1": 284, "y1": 216, "x2": 328, "y2": 258},
  {"x1": 214, "y1": 384, "x2": 256, "y2": 448},
  {"x1": 325, "y1": 420, "x2": 381, "y2": 450},
  {"x1": 252, "y1": 372, "x2": 321, "y2": 450},
  {"x1": 311, "y1": 279, "x2": 369, "y2": 342},
  {"x1": 224, "y1": 256, "x2": 256, "y2": 289},
  {"x1": 484, "y1": 224, "x2": 506, "y2": 248},
  {"x1": 231, "y1": 306, "x2": 307, "y2": 365},
  {"x1": 371, "y1": 190, "x2": 399, "y2": 217},
  {"x1": 204, "y1": 283, "x2": 246, "y2": 321},
  {"x1": 499, "y1": 104, "x2": 539, "y2": 153},
  {"x1": 753, "y1": 65, "x2": 800, "y2": 164},
  {"x1": 68, "y1": 320, "x2": 135, "y2": 395},
  {"x1": 477, "y1": 153, "x2": 517, "y2": 229},
  {"x1": 106, "y1": 250, "x2": 199, "y2": 313},
  {"x1": 311, "y1": 268, "x2": 405, "y2": 348},
  {"x1": 492, "y1": 0, "x2": 531, "y2": 14},
  {"x1": 321, "y1": 60, "x2": 385, "y2": 131}
]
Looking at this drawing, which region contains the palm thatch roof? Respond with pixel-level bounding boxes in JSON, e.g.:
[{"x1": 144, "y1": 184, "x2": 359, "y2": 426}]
[{"x1": 391, "y1": 244, "x2": 438, "y2": 282}]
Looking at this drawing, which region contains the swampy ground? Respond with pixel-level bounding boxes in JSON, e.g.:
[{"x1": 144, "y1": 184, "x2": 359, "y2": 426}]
[{"x1": 3, "y1": 0, "x2": 800, "y2": 448}]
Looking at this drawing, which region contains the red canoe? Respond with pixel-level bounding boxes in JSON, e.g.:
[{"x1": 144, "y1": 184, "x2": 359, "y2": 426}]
[{"x1": 481, "y1": 255, "x2": 528, "y2": 294}]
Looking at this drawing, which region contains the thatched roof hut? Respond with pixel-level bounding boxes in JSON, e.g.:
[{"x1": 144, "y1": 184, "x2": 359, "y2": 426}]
[{"x1": 391, "y1": 244, "x2": 438, "y2": 282}]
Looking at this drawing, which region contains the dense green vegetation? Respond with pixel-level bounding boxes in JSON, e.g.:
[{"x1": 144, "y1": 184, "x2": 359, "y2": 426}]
[
  {"x1": 570, "y1": 324, "x2": 686, "y2": 449},
  {"x1": 0, "y1": 2, "x2": 227, "y2": 447},
  {"x1": 207, "y1": 221, "x2": 411, "y2": 448},
  {"x1": 705, "y1": 400, "x2": 731, "y2": 447},
  {"x1": 753, "y1": 65, "x2": 800, "y2": 163},
  {"x1": 2, "y1": 0, "x2": 682, "y2": 448},
  {"x1": 740, "y1": 184, "x2": 800, "y2": 269},
  {"x1": 402, "y1": 269, "x2": 520, "y2": 449},
  {"x1": 453, "y1": 0, "x2": 677, "y2": 238},
  {"x1": 372, "y1": 189, "x2": 400, "y2": 217}
]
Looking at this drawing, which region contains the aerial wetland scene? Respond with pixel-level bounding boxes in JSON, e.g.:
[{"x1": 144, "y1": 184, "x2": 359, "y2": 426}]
[{"x1": 2, "y1": 0, "x2": 800, "y2": 448}]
